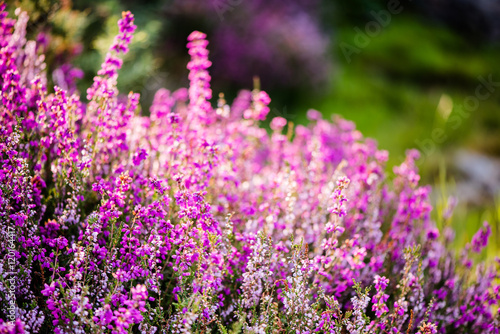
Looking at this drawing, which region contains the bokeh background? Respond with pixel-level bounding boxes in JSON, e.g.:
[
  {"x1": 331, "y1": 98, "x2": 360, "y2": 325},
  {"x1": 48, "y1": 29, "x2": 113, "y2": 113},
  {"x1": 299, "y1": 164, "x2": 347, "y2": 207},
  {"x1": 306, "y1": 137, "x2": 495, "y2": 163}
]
[{"x1": 11, "y1": 0, "x2": 500, "y2": 258}]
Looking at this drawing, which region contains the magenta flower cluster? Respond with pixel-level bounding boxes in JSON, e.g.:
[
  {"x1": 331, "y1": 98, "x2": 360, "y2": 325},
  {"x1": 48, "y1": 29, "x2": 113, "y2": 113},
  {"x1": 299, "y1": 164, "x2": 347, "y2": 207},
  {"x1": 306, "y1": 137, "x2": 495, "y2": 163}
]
[{"x1": 0, "y1": 5, "x2": 499, "y2": 334}]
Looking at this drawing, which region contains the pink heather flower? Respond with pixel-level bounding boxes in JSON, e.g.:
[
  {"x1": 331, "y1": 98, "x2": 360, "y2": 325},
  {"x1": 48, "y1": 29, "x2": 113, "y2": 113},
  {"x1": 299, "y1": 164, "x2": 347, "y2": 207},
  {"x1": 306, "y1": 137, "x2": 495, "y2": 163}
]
[
  {"x1": 426, "y1": 227, "x2": 439, "y2": 240},
  {"x1": 131, "y1": 284, "x2": 148, "y2": 302},
  {"x1": 270, "y1": 116, "x2": 287, "y2": 131},
  {"x1": 374, "y1": 275, "x2": 389, "y2": 291},
  {"x1": 132, "y1": 148, "x2": 148, "y2": 166},
  {"x1": 254, "y1": 91, "x2": 271, "y2": 121},
  {"x1": 306, "y1": 109, "x2": 322, "y2": 121},
  {"x1": 375, "y1": 149, "x2": 389, "y2": 162},
  {"x1": 328, "y1": 176, "x2": 350, "y2": 218},
  {"x1": 470, "y1": 221, "x2": 491, "y2": 253},
  {"x1": 113, "y1": 11, "x2": 136, "y2": 54},
  {"x1": 187, "y1": 30, "x2": 212, "y2": 124},
  {"x1": 41, "y1": 282, "x2": 56, "y2": 297},
  {"x1": 244, "y1": 90, "x2": 271, "y2": 120},
  {"x1": 87, "y1": 11, "x2": 136, "y2": 100},
  {"x1": 372, "y1": 275, "x2": 390, "y2": 317},
  {"x1": 394, "y1": 149, "x2": 421, "y2": 186},
  {"x1": 253, "y1": 91, "x2": 271, "y2": 120}
]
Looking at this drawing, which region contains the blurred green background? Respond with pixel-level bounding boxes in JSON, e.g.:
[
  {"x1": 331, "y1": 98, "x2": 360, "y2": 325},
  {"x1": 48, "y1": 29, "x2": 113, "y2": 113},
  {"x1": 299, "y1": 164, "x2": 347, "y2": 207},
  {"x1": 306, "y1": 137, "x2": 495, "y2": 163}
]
[{"x1": 12, "y1": 0, "x2": 500, "y2": 259}]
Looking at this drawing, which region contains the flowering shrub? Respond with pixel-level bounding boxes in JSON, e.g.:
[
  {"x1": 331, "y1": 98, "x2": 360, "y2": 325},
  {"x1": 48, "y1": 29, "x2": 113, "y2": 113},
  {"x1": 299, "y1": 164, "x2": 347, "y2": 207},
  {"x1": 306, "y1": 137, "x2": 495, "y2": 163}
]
[{"x1": 1, "y1": 5, "x2": 499, "y2": 334}]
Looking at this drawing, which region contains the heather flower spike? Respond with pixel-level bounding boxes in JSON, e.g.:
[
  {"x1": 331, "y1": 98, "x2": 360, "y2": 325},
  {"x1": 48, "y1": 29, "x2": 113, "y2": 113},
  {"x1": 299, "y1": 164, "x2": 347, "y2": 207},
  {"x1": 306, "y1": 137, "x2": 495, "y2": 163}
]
[
  {"x1": 187, "y1": 30, "x2": 212, "y2": 124},
  {"x1": 0, "y1": 4, "x2": 499, "y2": 334}
]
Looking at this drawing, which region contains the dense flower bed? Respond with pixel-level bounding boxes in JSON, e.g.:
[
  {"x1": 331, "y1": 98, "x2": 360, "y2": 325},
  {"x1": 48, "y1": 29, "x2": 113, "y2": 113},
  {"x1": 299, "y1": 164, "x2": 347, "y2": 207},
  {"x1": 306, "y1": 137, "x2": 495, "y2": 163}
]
[{"x1": 0, "y1": 5, "x2": 499, "y2": 334}]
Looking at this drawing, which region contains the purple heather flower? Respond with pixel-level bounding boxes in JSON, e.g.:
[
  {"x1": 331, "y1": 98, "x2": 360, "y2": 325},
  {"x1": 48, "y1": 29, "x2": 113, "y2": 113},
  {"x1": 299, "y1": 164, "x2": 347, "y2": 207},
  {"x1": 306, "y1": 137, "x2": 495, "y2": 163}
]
[
  {"x1": 470, "y1": 221, "x2": 491, "y2": 253},
  {"x1": 187, "y1": 30, "x2": 212, "y2": 125}
]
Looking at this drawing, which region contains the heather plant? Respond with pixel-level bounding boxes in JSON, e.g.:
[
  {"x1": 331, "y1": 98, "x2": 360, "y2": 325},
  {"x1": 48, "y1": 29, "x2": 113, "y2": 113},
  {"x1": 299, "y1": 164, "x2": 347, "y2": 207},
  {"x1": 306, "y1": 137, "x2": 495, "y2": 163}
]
[{"x1": 0, "y1": 4, "x2": 499, "y2": 334}]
